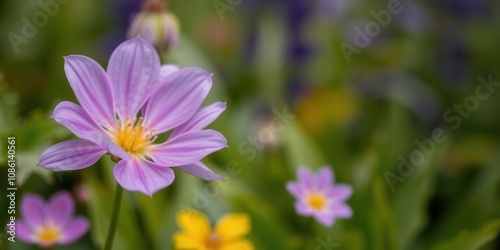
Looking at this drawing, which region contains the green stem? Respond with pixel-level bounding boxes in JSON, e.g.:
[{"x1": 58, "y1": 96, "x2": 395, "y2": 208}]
[
  {"x1": 104, "y1": 183, "x2": 124, "y2": 250},
  {"x1": 300, "y1": 218, "x2": 316, "y2": 249}
]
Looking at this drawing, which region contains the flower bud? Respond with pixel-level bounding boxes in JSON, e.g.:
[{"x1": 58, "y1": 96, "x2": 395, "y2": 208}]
[{"x1": 127, "y1": 0, "x2": 180, "y2": 53}]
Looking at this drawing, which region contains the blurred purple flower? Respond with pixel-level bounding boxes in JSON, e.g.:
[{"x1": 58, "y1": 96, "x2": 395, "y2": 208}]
[
  {"x1": 437, "y1": 35, "x2": 471, "y2": 90},
  {"x1": 15, "y1": 192, "x2": 89, "y2": 248},
  {"x1": 437, "y1": 0, "x2": 491, "y2": 19},
  {"x1": 286, "y1": 166, "x2": 353, "y2": 227},
  {"x1": 285, "y1": 0, "x2": 314, "y2": 103},
  {"x1": 396, "y1": 3, "x2": 432, "y2": 34},
  {"x1": 317, "y1": 0, "x2": 350, "y2": 21},
  {"x1": 38, "y1": 38, "x2": 227, "y2": 196}
]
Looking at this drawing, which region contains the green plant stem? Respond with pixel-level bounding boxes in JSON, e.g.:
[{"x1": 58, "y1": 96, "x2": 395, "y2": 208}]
[{"x1": 104, "y1": 183, "x2": 124, "y2": 250}]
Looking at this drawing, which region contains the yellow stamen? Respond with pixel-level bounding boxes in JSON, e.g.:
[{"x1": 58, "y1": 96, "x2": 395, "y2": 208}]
[
  {"x1": 114, "y1": 116, "x2": 157, "y2": 156},
  {"x1": 37, "y1": 226, "x2": 60, "y2": 245},
  {"x1": 308, "y1": 193, "x2": 326, "y2": 210}
]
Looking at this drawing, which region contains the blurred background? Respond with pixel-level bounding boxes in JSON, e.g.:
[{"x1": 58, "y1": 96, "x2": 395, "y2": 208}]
[{"x1": 1, "y1": 0, "x2": 500, "y2": 249}]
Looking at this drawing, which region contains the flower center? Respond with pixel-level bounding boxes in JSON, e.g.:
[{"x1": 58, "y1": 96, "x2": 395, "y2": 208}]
[
  {"x1": 114, "y1": 116, "x2": 157, "y2": 156},
  {"x1": 308, "y1": 193, "x2": 326, "y2": 210},
  {"x1": 205, "y1": 232, "x2": 221, "y2": 250},
  {"x1": 37, "y1": 226, "x2": 60, "y2": 245}
]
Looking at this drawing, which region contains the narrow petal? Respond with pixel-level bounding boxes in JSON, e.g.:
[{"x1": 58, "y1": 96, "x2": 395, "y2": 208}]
[
  {"x1": 38, "y1": 140, "x2": 106, "y2": 171},
  {"x1": 316, "y1": 166, "x2": 334, "y2": 189},
  {"x1": 179, "y1": 162, "x2": 225, "y2": 181},
  {"x1": 47, "y1": 192, "x2": 74, "y2": 227},
  {"x1": 331, "y1": 203, "x2": 353, "y2": 218},
  {"x1": 329, "y1": 184, "x2": 353, "y2": 201},
  {"x1": 215, "y1": 213, "x2": 251, "y2": 242},
  {"x1": 173, "y1": 233, "x2": 203, "y2": 249},
  {"x1": 176, "y1": 210, "x2": 211, "y2": 241},
  {"x1": 295, "y1": 202, "x2": 313, "y2": 217},
  {"x1": 144, "y1": 67, "x2": 212, "y2": 134},
  {"x1": 64, "y1": 55, "x2": 115, "y2": 127},
  {"x1": 297, "y1": 166, "x2": 314, "y2": 190},
  {"x1": 313, "y1": 212, "x2": 336, "y2": 227},
  {"x1": 88, "y1": 132, "x2": 131, "y2": 161},
  {"x1": 15, "y1": 220, "x2": 36, "y2": 243},
  {"x1": 20, "y1": 194, "x2": 46, "y2": 229},
  {"x1": 149, "y1": 130, "x2": 227, "y2": 167},
  {"x1": 285, "y1": 182, "x2": 304, "y2": 199},
  {"x1": 52, "y1": 101, "x2": 103, "y2": 140},
  {"x1": 171, "y1": 102, "x2": 227, "y2": 138},
  {"x1": 161, "y1": 64, "x2": 180, "y2": 79},
  {"x1": 59, "y1": 217, "x2": 89, "y2": 244},
  {"x1": 113, "y1": 159, "x2": 175, "y2": 196},
  {"x1": 107, "y1": 37, "x2": 160, "y2": 118},
  {"x1": 220, "y1": 240, "x2": 255, "y2": 250}
]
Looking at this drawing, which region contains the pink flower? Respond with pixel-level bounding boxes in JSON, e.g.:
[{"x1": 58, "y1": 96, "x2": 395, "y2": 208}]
[
  {"x1": 38, "y1": 37, "x2": 227, "y2": 196},
  {"x1": 15, "y1": 192, "x2": 89, "y2": 248},
  {"x1": 286, "y1": 166, "x2": 353, "y2": 227}
]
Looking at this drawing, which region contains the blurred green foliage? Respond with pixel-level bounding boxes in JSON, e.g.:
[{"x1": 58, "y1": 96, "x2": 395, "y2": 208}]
[{"x1": 1, "y1": 0, "x2": 500, "y2": 250}]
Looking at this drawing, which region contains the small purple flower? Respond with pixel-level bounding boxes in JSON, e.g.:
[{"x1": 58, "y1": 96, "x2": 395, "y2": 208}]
[
  {"x1": 38, "y1": 37, "x2": 227, "y2": 196},
  {"x1": 15, "y1": 192, "x2": 89, "y2": 248},
  {"x1": 286, "y1": 166, "x2": 353, "y2": 227}
]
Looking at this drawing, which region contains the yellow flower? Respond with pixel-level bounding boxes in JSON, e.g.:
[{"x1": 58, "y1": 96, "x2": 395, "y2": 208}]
[{"x1": 173, "y1": 210, "x2": 254, "y2": 250}]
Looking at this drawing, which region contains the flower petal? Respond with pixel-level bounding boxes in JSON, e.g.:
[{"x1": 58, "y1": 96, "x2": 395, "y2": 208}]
[
  {"x1": 144, "y1": 67, "x2": 212, "y2": 134},
  {"x1": 179, "y1": 162, "x2": 225, "y2": 181},
  {"x1": 113, "y1": 158, "x2": 175, "y2": 196},
  {"x1": 171, "y1": 102, "x2": 227, "y2": 137},
  {"x1": 161, "y1": 64, "x2": 180, "y2": 79},
  {"x1": 215, "y1": 213, "x2": 251, "y2": 242},
  {"x1": 297, "y1": 166, "x2": 314, "y2": 190},
  {"x1": 20, "y1": 194, "x2": 46, "y2": 229},
  {"x1": 64, "y1": 55, "x2": 115, "y2": 127},
  {"x1": 285, "y1": 182, "x2": 304, "y2": 199},
  {"x1": 150, "y1": 130, "x2": 227, "y2": 166},
  {"x1": 52, "y1": 101, "x2": 103, "y2": 140},
  {"x1": 59, "y1": 217, "x2": 89, "y2": 245},
  {"x1": 220, "y1": 239, "x2": 255, "y2": 250},
  {"x1": 330, "y1": 184, "x2": 353, "y2": 201},
  {"x1": 176, "y1": 210, "x2": 211, "y2": 241},
  {"x1": 88, "y1": 132, "x2": 131, "y2": 161},
  {"x1": 331, "y1": 202, "x2": 353, "y2": 218},
  {"x1": 295, "y1": 201, "x2": 313, "y2": 217},
  {"x1": 47, "y1": 192, "x2": 74, "y2": 228},
  {"x1": 107, "y1": 37, "x2": 160, "y2": 118},
  {"x1": 38, "y1": 140, "x2": 106, "y2": 171},
  {"x1": 313, "y1": 212, "x2": 336, "y2": 227},
  {"x1": 15, "y1": 220, "x2": 36, "y2": 243},
  {"x1": 173, "y1": 232, "x2": 203, "y2": 249},
  {"x1": 316, "y1": 166, "x2": 334, "y2": 189}
]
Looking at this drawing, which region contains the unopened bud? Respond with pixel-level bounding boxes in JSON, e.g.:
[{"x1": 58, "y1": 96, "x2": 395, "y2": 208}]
[{"x1": 127, "y1": 0, "x2": 180, "y2": 53}]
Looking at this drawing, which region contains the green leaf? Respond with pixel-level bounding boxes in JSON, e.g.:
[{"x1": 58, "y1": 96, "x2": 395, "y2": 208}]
[
  {"x1": 431, "y1": 220, "x2": 500, "y2": 250},
  {"x1": 391, "y1": 138, "x2": 451, "y2": 249},
  {"x1": 282, "y1": 121, "x2": 325, "y2": 171}
]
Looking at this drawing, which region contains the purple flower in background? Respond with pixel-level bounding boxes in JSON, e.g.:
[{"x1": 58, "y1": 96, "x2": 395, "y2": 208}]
[
  {"x1": 286, "y1": 166, "x2": 353, "y2": 227},
  {"x1": 437, "y1": 0, "x2": 491, "y2": 19},
  {"x1": 38, "y1": 37, "x2": 227, "y2": 196},
  {"x1": 15, "y1": 192, "x2": 89, "y2": 248}
]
